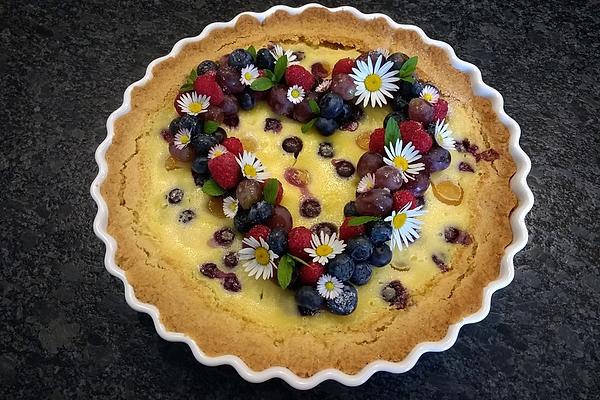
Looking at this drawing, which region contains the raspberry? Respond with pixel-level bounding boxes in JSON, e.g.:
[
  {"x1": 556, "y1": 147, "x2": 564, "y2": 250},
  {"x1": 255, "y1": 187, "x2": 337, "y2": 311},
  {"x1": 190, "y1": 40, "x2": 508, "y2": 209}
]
[
  {"x1": 207, "y1": 152, "x2": 241, "y2": 189},
  {"x1": 284, "y1": 65, "x2": 315, "y2": 91},
  {"x1": 432, "y1": 99, "x2": 448, "y2": 121},
  {"x1": 310, "y1": 62, "x2": 329, "y2": 80},
  {"x1": 222, "y1": 137, "x2": 243, "y2": 156},
  {"x1": 368, "y1": 128, "x2": 385, "y2": 154},
  {"x1": 332, "y1": 58, "x2": 355, "y2": 76},
  {"x1": 403, "y1": 129, "x2": 433, "y2": 153},
  {"x1": 287, "y1": 226, "x2": 313, "y2": 260},
  {"x1": 339, "y1": 217, "x2": 366, "y2": 241},
  {"x1": 399, "y1": 120, "x2": 424, "y2": 137},
  {"x1": 246, "y1": 224, "x2": 271, "y2": 242},
  {"x1": 392, "y1": 190, "x2": 417, "y2": 211},
  {"x1": 194, "y1": 75, "x2": 224, "y2": 106},
  {"x1": 298, "y1": 262, "x2": 326, "y2": 285}
]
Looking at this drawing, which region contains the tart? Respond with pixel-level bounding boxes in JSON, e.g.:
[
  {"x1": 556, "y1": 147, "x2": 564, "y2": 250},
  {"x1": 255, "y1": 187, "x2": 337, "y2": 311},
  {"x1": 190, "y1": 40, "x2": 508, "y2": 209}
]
[{"x1": 100, "y1": 8, "x2": 518, "y2": 377}]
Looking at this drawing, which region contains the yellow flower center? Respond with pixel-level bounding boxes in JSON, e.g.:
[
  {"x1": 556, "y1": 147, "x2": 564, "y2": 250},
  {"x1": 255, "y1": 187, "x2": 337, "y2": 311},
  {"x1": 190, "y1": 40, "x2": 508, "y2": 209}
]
[
  {"x1": 291, "y1": 89, "x2": 301, "y2": 98},
  {"x1": 180, "y1": 135, "x2": 190, "y2": 144},
  {"x1": 243, "y1": 164, "x2": 257, "y2": 177},
  {"x1": 188, "y1": 102, "x2": 203, "y2": 114},
  {"x1": 325, "y1": 281, "x2": 335, "y2": 291},
  {"x1": 364, "y1": 74, "x2": 382, "y2": 92},
  {"x1": 422, "y1": 93, "x2": 433, "y2": 102},
  {"x1": 244, "y1": 72, "x2": 253, "y2": 81},
  {"x1": 213, "y1": 149, "x2": 225, "y2": 158},
  {"x1": 254, "y1": 247, "x2": 270, "y2": 265},
  {"x1": 315, "y1": 244, "x2": 333, "y2": 257},
  {"x1": 392, "y1": 213, "x2": 407, "y2": 229},
  {"x1": 393, "y1": 156, "x2": 408, "y2": 171}
]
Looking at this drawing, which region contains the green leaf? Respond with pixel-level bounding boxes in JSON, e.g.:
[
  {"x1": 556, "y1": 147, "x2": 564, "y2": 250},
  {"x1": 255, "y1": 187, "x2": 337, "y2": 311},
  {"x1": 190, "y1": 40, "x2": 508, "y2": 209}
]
[
  {"x1": 289, "y1": 254, "x2": 309, "y2": 267},
  {"x1": 400, "y1": 75, "x2": 416, "y2": 84},
  {"x1": 262, "y1": 178, "x2": 279, "y2": 205},
  {"x1": 277, "y1": 255, "x2": 295, "y2": 289},
  {"x1": 190, "y1": 68, "x2": 198, "y2": 81},
  {"x1": 301, "y1": 118, "x2": 317, "y2": 133},
  {"x1": 347, "y1": 216, "x2": 381, "y2": 226},
  {"x1": 308, "y1": 99, "x2": 320, "y2": 114},
  {"x1": 263, "y1": 69, "x2": 275, "y2": 81},
  {"x1": 384, "y1": 117, "x2": 400, "y2": 147},
  {"x1": 202, "y1": 179, "x2": 226, "y2": 197},
  {"x1": 398, "y1": 56, "x2": 418, "y2": 78},
  {"x1": 247, "y1": 45, "x2": 257, "y2": 60},
  {"x1": 273, "y1": 55, "x2": 288, "y2": 83},
  {"x1": 180, "y1": 83, "x2": 194, "y2": 92},
  {"x1": 250, "y1": 77, "x2": 274, "y2": 91},
  {"x1": 204, "y1": 120, "x2": 219, "y2": 134}
]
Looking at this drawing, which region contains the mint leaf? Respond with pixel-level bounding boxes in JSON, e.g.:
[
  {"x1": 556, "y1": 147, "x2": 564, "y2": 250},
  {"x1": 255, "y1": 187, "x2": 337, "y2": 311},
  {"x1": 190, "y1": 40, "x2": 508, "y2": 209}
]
[
  {"x1": 263, "y1": 69, "x2": 275, "y2": 81},
  {"x1": 190, "y1": 68, "x2": 198, "y2": 81},
  {"x1": 273, "y1": 55, "x2": 288, "y2": 83},
  {"x1": 262, "y1": 178, "x2": 279, "y2": 205},
  {"x1": 202, "y1": 179, "x2": 226, "y2": 197},
  {"x1": 247, "y1": 45, "x2": 257, "y2": 60},
  {"x1": 289, "y1": 254, "x2": 309, "y2": 267},
  {"x1": 308, "y1": 99, "x2": 320, "y2": 114},
  {"x1": 277, "y1": 255, "x2": 294, "y2": 289},
  {"x1": 301, "y1": 117, "x2": 317, "y2": 133},
  {"x1": 204, "y1": 120, "x2": 219, "y2": 134},
  {"x1": 348, "y1": 216, "x2": 381, "y2": 226},
  {"x1": 384, "y1": 117, "x2": 400, "y2": 147},
  {"x1": 250, "y1": 77, "x2": 274, "y2": 91},
  {"x1": 180, "y1": 83, "x2": 194, "y2": 92},
  {"x1": 398, "y1": 56, "x2": 418, "y2": 82}
]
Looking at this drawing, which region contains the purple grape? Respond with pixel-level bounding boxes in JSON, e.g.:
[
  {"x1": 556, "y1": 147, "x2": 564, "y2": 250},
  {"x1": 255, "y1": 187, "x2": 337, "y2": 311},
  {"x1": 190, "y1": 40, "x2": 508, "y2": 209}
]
[
  {"x1": 374, "y1": 166, "x2": 403, "y2": 191},
  {"x1": 217, "y1": 66, "x2": 244, "y2": 95},
  {"x1": 169, "y1": 142, "x2": 196, "y2": 162},
  {"x1": 204, "y1": 106, "x2": 224, "y2": 124},
  {"x1": 221, "y1": 95, "x2": 239, "y2": 116},
  {"x1": 356, "y1": 152, "x2": 384, "y2": 177},
  {"x1": 408, "y1": 98, "x2": 433, "y2": 124},
  {"x1": 422, "y1": 146, "x2": 451, "y2": 172},
  {"x1": 355, "y1": 189, "x2": 393, "y2": 217},
  {"x1": 267, "y1": 205, "x2": 293, "y2": 232},
  {"x1": 403, "y1": 172, "x2": 430, "y2": 196},
  {"x1": 236, "y1": 179, "x2": 263, "y2": 209},
  {"x1": 268, "y1": 86, "x2": 293, "y2": 116},
  {"x1": 330, "y1": 73, "x2": 356, "y2": 101}
]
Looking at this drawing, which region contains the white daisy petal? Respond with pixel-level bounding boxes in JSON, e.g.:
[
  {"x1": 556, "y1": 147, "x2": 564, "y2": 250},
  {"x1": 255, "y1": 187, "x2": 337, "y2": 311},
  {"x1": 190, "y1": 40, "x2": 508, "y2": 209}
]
[
  {"x1": 173, "y1": 128, "x2": 193, "y2": 150},
  {"x1": 420, "y1": 84, "x2": 440, "y2": 104},
  {"x1": 304, "y1": 232, "x2": 346, "y2": 265},
  {"x1": 240, "y1": 64, "x2": 259, "y2": 85},
  {"x1": 383, "y1": 139, "x2": 426, "y2": 182},
  {"x1": 286, "y1": 85, "x2": 305, "y2": 104},
  {"x1": 386, "y1": 205, "x2": 426, "y2": 251},
  {"x1": 177, "y1": 92, "x2": 210, "y2": 116},
  {"x1": 208, "y1": 144, "x2": 228, "y2": 160},
  {"x1": 434, "y1": 119, "x2": 456, "y2": 151},
  {"x1": 222, "y1": 196, "x2": 238, "y2": 219},
  {"x1": 235, "y1": 150, "x2": 269, "y2": 182},
  {"x1": 350, "y1": 55, "x2": 399, "y2": 108},
  {"x1": 317, "y1": 274, "x2": 344, "y2": 299},
  {"x1": 237, "y1": 235, "x2": 276, "y2": 280}
]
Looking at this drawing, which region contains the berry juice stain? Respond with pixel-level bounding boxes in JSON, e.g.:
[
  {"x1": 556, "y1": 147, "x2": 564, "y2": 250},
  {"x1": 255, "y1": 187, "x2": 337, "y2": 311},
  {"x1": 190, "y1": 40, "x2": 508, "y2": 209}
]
[{"x1": 284, "y1": 167, "x2": 312, "y2": 198}]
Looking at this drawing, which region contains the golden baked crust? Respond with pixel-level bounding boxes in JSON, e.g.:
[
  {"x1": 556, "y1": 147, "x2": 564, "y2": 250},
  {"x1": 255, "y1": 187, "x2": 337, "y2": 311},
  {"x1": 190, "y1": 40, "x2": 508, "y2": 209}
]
[{"x1": 101, "y1": 8, "x2": 517, "y2": 376}]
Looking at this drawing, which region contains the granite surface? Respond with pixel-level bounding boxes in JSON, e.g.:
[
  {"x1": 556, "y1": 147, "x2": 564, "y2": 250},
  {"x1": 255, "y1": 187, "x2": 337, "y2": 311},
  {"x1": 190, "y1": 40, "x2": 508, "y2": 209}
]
[{"x1": 1, "y1": 0, "x2": 599, "y2": 398}]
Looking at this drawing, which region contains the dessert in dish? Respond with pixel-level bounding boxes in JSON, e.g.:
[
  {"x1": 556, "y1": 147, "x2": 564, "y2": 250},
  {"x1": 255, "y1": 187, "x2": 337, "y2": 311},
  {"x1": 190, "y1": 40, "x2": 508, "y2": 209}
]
[{"x1": 101, "y1": 9, "x2": 517, "y2": 376}]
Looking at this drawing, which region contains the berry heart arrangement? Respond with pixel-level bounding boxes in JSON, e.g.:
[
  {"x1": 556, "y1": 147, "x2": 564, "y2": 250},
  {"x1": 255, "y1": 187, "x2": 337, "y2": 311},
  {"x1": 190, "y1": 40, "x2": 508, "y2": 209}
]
[{"x1": 160, "y1": 44, "x2": 497, "y2": 317}]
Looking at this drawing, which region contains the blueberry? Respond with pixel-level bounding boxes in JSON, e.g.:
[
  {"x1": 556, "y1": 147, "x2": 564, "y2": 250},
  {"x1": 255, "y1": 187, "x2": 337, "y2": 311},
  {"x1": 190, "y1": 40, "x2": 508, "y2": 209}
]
[
  {"x1": 317, "y1": 142, "x2": 334, "y2": 158},
  {"x1": 178, "y1": 209, "x2": 196, "y2": 223},
  {"x1": 213, "y1": 227, "x2": 235, "y2": 247},
  {"x1": 248, "y1": 200, "x2": 273, "y2": 225},
  {"x1": 389, "y1": 96, "x2": 409, "y2": 113},
  {"x1": 228, "y1": 49, "x2": 253, "y2": 69},
  {"x1": 387, "y1": 52, "x2": 409, "y2": 71},
  {"x1": 191, "y1": 156, "x2": 209, "y2": 175},
  {"x1": 367, "y1": 221, "x2": 393, "y2": 245},
  {"x1": 296, "y1": 286, "x2": 323, "y2": 316},
  {"x1": 383, "y1": 111, "x2": 407, "y2": 128},
  {"x1": 369, "y1": 245, "x2": 393, "y2": 267},
  {"x1": 267, "y1": 228, "x2": 288, "y2": 256},
  {"x1": 192, "y1": 172, "x2": 210, "y2": 187},
  {"x1": 327, "y1": 254, "x2": 355, "y2": 282},
  {"x1": 314, "y1": 117, "x2": 339, "y2": 136},
  {"x1": 167, "y1": 188, "x2": 184, "y2": 204},
  {"x1": 169, "y1": 117, "x2": 181, "y2": 134},
  {"x1": 350, "y1": 262, "x2": 373, "y2": 286},
  {"x1": 318, "y1": 93, "x2": 344, "y2": 119},
  {"x1": 191, "y1": 133, "x2": 218, "y2": 155},
  {"x1": 337, "y1": 103, "x2": 353, "y2": 122},
  {"x1": 345, "y1": 236, "x2": 374, "y2": 261},
  {"x1": 326, "y1": 284, "x2": 358, "y2": 315},
  {"x1": 255, "y1": 48, "x2": 276, "y2": 71},
  {"x1": 233, "y1": 209, "x2": 253, "y2": 233},
  {"x1": 343, "y1": 201, "x2": 359, "y2": 217},
  {"x1": 213, "y1": 127, "x2": 227, "y2": 143},
  {"x1": 282, "y1": 136, "x2": 303, "y2": 156},
  {"x1": 238, "y1": 90, "x2": 255, "y2": 110},
  {"x1": 333, "y1": 160, "x2": 355, "y2": 178},
  {"x1": 179, "y1": 115, "x2": 203, "y2": 136},
  {"x1": 223, "y1": 251, "x2": 239, "y2": 268},
  {"x1": 197, "y1": 60, "x2": 219, "y2": 75},
  {"x1": 300, "y1": 198, "x2": 321, "y2": 218},
  {"x1": 399, "y1": 80, "x2": 425, "y2": 101},
  {"x1": 311, "y1": 222, "x2": 337, "y2": 238}
]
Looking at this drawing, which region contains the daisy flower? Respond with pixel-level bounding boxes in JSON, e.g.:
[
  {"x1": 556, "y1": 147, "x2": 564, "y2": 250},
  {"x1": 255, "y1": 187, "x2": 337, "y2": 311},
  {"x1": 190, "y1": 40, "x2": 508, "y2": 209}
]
[
  {"x1": 286, "y1": 85, "x2": 305, "y2": 104},
  {"x1": 383, "y1": 139, "x2": 425, "y2": 182},
  {"x1": 349, "y1": 55, "x2": 400, "y2": 108},
  {"x1": 240, "y1": 64, "x2": 259, "y2": 85},
  {"x1": 208, "y1": 144, "x2": 228, "y2": 159},
  {"x1": 434, "y1": 119, "x2": 456, "y2": 151},
  {"x1": 304, "y1": 231, "x2": 346, "y2": 265},
  {"x1": 315, "y1": 78, "x2": 331, "y2": 93},
  {"x1": 269, "y1": 43, "x2": 299, "y2": 65},
  {"x1": 384, "y1": 203, "x2": 426, "y2": 251},
  {"x1": 316, "y1": 274, "x2": 344, "y2": 300},
  {"x1": 357, "y1": 173, "x2": 375, "y2": 193},
  {"x1": 235, "y1": 150, "x2": 269, "y2": 182},
  {"x1": 419, "y1": 85, "x2": 440, "y2": 104},
  {"x1": 238, "y1": 236, "x2": 279, "y2": 280},
  {"x1": 375, "y1": 47, "x2": 391, "y2": 58},
  {"x1": 173, "y1": 128, "x2": 193, "y2": 150},
  {"x1": 176, "y1": 92, "x2": 210, "y2": 116},
  {"x1": 222, "y1": 196, "x2": 238, "y2": 219}
]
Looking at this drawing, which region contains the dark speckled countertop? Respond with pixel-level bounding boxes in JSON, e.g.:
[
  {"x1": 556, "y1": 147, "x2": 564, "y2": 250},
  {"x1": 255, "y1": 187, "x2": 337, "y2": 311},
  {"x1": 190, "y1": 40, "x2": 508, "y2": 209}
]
[{"x1": 1, "y1": 0, "x2": 599, "y2": 398}]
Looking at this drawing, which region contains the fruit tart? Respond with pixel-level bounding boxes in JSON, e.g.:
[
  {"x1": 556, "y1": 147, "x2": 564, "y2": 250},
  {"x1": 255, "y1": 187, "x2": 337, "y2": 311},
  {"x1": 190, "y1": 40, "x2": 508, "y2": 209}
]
[{"x1": 98, "y1": 7, "x2": 521, "y2": 378}]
